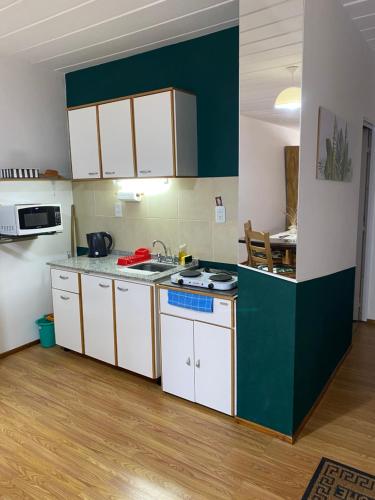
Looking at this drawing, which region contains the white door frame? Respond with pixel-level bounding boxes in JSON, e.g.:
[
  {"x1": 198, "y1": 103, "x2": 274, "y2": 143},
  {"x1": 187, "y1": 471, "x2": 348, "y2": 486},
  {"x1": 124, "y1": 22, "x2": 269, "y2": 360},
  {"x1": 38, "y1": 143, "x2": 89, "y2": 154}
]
[{"x1": 357, "y1": 122, "x2": 374, "y2": 321}]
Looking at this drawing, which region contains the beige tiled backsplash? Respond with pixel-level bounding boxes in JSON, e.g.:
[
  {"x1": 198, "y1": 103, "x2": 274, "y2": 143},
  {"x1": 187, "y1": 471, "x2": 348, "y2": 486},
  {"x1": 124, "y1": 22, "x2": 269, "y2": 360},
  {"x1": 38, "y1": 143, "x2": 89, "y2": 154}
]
[{"x1": 72, "y1": 177, "x2": 238, "y2": 264}]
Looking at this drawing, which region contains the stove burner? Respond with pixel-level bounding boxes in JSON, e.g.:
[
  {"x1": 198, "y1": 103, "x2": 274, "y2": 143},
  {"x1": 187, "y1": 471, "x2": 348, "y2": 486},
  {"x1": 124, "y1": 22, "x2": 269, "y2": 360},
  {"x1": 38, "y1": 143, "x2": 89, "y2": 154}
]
[
  {"x1": 209, "y1": 273, "x2": 233, "y2": 282},
  {"x1": 180, "y1": 270, "x2": 202, "y2": 278}
]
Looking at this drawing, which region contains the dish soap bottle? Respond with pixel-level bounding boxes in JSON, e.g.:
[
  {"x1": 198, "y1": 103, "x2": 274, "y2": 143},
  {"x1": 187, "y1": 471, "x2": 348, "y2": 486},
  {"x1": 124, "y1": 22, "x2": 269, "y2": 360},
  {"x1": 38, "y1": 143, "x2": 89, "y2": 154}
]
[{"x1": 178, "y1": 244, "x2": 187, "y2": 264}]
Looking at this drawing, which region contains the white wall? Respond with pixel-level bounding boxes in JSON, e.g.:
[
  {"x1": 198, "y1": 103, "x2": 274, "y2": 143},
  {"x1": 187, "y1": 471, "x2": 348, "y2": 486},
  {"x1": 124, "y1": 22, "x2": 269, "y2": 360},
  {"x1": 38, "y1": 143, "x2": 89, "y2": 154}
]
[
  {"x1": 297, "y1": 0, "x2": 375, "y2": 282},
  {"x1": 238, "y1": 115, "x2": 300, "y2": 263},
  {"x1": 0, "y1": 182, "x2": 73, "y2": 353},
  {"x1": 0, "y1": 56, "x2": 70, "y2": 177},
  {"x1": 0, "y1": 57, "x2": 71, "y2": 353}
]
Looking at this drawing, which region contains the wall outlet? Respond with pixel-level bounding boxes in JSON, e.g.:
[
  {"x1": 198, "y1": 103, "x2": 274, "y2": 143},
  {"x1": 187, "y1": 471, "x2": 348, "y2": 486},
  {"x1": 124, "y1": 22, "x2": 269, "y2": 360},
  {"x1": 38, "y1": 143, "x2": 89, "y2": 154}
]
[
  {"x1": 114, "y1": 202, "x2": 123, "y2": 217},
  {"x1": 215, "y1": 205, "x2": 226, "y2": 223}
]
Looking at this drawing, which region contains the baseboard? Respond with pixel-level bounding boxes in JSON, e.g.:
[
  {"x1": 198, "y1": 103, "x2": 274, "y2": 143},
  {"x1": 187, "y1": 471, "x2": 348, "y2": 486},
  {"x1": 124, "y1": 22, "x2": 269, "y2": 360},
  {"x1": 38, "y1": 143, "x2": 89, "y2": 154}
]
[
  {"x1": 235, "y1": 417, "x2": 294, "y2": 444},
  {"x1": 0, "y1": 339, "x2": 40, "y2": 359},
  {"x1": 292, "y1": 344, "x2": 352, "y2": 441},
  {"x1": 235, "y1": 344, "x2": 352, "y2": 445}
]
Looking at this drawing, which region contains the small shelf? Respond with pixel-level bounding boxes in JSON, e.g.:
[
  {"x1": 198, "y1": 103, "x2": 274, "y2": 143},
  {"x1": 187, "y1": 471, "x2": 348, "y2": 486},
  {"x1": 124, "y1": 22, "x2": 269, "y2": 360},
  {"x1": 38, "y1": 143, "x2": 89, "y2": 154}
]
[
  {"x1": 0, "y1": 177, "x2": 70, "y2": 182},
  {"x1": 0, "y1": 234, "x2": 38, "y2": 244}
]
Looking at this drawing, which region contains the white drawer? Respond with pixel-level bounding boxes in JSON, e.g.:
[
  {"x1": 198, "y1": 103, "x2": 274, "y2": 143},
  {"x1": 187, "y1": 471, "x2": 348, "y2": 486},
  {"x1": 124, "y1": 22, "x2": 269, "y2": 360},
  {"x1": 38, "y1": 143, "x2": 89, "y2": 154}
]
[
  {"x1": 159, "y1": 289, "x2": 232, "y2": 328},
  {"x1": 51, "y1": 268, "x2": 79, "y2": 293}
]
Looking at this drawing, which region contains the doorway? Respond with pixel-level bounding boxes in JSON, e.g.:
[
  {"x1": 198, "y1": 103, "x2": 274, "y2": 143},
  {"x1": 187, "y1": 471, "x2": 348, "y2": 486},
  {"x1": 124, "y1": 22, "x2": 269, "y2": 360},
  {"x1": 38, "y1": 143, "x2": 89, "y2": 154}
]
[{"x1": 354, "y1": 124, "x2": 372, "y2": 321}]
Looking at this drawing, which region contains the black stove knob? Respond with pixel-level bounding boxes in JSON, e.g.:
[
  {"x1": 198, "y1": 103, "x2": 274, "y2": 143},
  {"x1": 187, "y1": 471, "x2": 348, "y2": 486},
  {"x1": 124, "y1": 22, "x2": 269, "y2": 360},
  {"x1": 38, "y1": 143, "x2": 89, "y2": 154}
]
[
  {"x1": 178, "y1": 278, "x2": 184, "y2": 285},
  {"x1": 208, "y1": 283, "x2": 214, "y2": 289}
]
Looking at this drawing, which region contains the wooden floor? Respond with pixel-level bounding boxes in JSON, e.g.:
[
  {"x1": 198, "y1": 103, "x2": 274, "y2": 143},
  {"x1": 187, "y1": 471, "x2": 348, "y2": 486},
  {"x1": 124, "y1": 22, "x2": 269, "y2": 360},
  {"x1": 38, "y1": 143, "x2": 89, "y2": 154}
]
[{"x1": 0, "y1": 323, "x2": 374, "y2": 499}]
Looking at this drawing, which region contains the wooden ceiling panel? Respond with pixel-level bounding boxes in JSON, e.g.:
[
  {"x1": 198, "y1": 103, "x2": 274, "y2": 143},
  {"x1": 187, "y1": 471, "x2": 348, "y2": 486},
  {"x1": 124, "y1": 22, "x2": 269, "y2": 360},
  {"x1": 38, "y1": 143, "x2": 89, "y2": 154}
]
[
  {"x1": 240, "y1": 30, "x2": 302, "y2": 57},
  {"x1": 239, "y1": 0, "x2": 285, "y2": 17},
  {"x1": 0, "y1": 0, "x2": 87, "y2": 37},
  {"x1": 240, "y1": 15, "x2": 302, "y2": 46},
  {"x1": 0, "y1": 0, "x2": 155, "y2": 52},
  {"x1": 240, "y1": 0, "x2": 303, "y2": 32},
  {"x1": 21, "y1": 0, "x2": 237, "y2": 64},
  {"x1": 353, "y1": 14, "x2": 375, "y2": 31},
  {"x1": 0, "y1": 0, "x2": 239, "y2": 71},
  {"x1": 240, "y1": 0, "x2": 303, "y2": 128},
  {"x1": 41, "y1": 13, "x2": 237, "y2": 70},
  {"x1": 342, "y1": 0, "x2": 375, "y2": 48},
  {"x1": 343, "y1": 0, "x2": 375, "y2": 20}
]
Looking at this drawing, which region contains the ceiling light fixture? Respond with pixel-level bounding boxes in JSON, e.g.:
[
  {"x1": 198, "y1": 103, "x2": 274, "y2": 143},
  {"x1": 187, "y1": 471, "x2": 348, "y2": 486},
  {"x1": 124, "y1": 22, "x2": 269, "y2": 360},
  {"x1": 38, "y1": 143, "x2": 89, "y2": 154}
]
[{"x1": 274, "y1": 66, "x2": 301, "y2": 111}]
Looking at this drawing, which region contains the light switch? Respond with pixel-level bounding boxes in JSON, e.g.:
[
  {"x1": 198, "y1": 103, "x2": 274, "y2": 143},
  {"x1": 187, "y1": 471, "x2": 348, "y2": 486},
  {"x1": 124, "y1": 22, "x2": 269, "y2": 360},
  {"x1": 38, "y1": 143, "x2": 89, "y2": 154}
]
[
  {"x1": 114, "y1": 202, "x2": 123, "y2": 217},
  {"x1": 215, "y1": 206, "x2": 226, "y2": 223}
]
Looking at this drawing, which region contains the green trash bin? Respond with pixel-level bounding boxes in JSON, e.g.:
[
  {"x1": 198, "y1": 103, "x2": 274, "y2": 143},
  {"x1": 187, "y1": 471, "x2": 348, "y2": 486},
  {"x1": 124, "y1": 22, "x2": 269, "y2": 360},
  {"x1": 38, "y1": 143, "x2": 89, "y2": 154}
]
[{"x1": 35, "y1": 315, "x2": 56, "y2": 348}]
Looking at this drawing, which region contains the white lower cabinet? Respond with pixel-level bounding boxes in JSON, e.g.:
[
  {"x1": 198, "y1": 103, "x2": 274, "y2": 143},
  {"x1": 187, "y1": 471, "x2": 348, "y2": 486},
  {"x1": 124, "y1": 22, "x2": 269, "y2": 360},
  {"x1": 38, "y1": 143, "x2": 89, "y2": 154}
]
[
  {"x1": 52, "y1": 288, "x2": 82, "y2": 353},
  {"x1": 194, "y1": 322, "x2": 232, "y2": 415},
  {"x1": 160, "y1": 313, "x2": 234, "y2": 415},
  {"x1": 160, "y1": 315, "x2": 195, "y2": 402},
  {"x1": 81, "y1": 274, "x2": 115, "y2": 365},
  {"x1": 115, "y1": 280, "x2": 155, "y2": 377}
]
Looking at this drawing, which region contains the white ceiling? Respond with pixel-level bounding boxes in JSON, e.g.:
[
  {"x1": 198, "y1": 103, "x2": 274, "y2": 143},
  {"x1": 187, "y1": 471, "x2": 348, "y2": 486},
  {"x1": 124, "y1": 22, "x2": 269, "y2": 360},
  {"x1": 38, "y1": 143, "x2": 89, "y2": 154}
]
[
  {"x1": 340, "y1": 0, "x2": 375, "y2": 50},
  {"x1": 0, "y1": 0, "x2": 238, "y2": 72},
  {"x1": 240, "y1": 0, "x2": 303, "y2": 129}
]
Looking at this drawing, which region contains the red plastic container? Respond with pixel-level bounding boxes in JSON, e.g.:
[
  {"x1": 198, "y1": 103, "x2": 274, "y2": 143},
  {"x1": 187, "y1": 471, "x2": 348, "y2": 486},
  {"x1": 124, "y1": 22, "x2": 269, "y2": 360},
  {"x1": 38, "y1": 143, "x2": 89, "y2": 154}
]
[{"x1": 117, "y1": 248, "x2": 151, "y2": 266}]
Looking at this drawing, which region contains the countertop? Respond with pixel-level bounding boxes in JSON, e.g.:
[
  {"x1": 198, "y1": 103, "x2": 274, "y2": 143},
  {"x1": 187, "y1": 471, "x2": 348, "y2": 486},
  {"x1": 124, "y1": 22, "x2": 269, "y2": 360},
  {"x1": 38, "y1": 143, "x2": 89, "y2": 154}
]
[{"x1": 47, "y1": 254, "x2": 198, "y2": 283}]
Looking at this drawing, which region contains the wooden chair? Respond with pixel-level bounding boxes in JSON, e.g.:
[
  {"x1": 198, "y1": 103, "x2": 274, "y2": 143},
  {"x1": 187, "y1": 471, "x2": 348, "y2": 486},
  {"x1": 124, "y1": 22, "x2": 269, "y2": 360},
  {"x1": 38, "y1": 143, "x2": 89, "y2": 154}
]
[{"x1": 244, "y1": 220, "x2": 295, "y2": 277}]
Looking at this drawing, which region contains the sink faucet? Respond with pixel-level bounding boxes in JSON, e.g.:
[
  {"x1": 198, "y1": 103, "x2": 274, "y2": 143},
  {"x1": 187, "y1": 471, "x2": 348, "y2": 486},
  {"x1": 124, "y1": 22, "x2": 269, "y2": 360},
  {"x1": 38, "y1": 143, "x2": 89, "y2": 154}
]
[{"x1": 152, "y1": 240, "x2": 168, "y2": 262}]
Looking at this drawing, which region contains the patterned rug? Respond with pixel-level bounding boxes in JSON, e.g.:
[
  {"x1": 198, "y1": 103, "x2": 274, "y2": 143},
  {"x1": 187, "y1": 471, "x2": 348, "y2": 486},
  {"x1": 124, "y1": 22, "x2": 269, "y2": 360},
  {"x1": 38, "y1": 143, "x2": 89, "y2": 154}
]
[{"x1": 302, "y1": 457, "x2": 375, "y2": 499}]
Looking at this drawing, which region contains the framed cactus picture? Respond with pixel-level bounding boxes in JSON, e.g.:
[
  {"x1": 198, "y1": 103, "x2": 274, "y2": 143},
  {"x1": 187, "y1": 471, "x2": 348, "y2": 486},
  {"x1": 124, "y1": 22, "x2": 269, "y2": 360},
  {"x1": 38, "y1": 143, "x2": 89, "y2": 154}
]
[{"x1": 316, "y1": 107, "x2": 353, "y2": 182}]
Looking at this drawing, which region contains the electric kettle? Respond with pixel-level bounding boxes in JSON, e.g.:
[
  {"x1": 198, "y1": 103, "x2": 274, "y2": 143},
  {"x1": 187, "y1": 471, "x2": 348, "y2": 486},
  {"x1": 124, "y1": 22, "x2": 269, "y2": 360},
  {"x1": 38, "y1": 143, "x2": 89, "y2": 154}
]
[{"x1": 86, "y1": 232, "x2": 113, "y2": 258}]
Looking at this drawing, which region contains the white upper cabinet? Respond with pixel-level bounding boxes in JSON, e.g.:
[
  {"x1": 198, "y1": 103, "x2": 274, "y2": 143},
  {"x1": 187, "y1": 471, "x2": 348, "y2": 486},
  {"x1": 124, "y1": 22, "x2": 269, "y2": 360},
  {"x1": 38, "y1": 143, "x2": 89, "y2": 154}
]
[
  {"x1": 133, "y1": 90, "x2": 197, "y2": 177},
  {"x1": 173, "y1": 90, "x2": 198, "y2": 177},
  {"x1": 68, "y1": 107, "x2": 101, "y2": 179},
  {"x1": 68, "y1": 88, "x2": 197, "y2": 179},
  {"x1": 98, "y1": 100, "x2": 135, "y2": 179},
  {"x1": 133, "y1": 91, "x2": 174, "y2": 177}
]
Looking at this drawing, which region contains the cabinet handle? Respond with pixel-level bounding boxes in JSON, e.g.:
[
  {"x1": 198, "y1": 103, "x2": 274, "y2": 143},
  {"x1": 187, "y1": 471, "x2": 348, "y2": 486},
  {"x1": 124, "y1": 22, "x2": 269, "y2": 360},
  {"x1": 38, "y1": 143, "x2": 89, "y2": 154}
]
[
  {"x1": 88, "y1": 172, "x2": 98, "y2": 176},
  {"x1": 117, "y1": 286, "x2": 128, "y2": 292},
  {"x1": 219, "y1": 302, "x2": 228, "y2": 306},
  {"x1": 60, "y1": 295, "x2": 70, "y2": 300},
  {"x1": 186, "y1": 357, "x2": 191, "y2": 366},
  {"x1": 195, "y1": 359, "x2": 200, "y2": 368},
  {"x1": 139, "y1": 170, "x2": 151, "y2": 174},
  {"x1": 99, "y1": 283, "x2": 110, "y2": 288},
  {"x1": 105, "y1": 171, "x2": 115, "y2": 175},
  {"x1": 59, "y1": 275, "x2": 69, "y2": 280}
]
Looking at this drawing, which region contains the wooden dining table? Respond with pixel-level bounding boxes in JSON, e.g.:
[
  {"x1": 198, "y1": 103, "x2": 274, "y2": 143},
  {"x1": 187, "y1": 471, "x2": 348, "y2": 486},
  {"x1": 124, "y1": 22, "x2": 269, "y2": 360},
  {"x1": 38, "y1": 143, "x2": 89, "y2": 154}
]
[{"x1": 239, "y1": 230, "x2": 297, "y2": 265}]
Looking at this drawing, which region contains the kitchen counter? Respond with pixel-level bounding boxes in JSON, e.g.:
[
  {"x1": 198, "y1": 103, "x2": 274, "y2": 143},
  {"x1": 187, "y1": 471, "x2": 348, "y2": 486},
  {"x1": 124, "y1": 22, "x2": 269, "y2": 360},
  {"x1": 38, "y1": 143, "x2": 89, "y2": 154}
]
[
  {"x1": 157, "y1": 277, "x2": 238, "y2": 299},
  {"x1": 47, "y1": 255, "x2": 197, "y2": 283}
]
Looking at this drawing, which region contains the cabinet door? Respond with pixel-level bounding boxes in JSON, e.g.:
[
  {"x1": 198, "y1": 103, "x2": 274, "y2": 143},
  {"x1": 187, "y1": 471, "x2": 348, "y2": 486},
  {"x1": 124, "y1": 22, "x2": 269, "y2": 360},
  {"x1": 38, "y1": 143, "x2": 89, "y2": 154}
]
[
  {"x1": 68, "y1": 107, "x2": 101, "y2": 179},
  {"x1": 160, "y1": 314, "x2": 195, "y2": 402},
  {"x1": 98, "y1": 100, "x2": 135, "y2": 178},
  {"x1": 52, "y1": 289, "x2": 82, "y2": 353},
  {"x1": 115, "y1": 281, "x2": 154, "y2": 377},
  {"x1": 133, "y1": 91, "x2": 174, "y2": 177},
  {"x1": 81, "y1": 275, "x2": 115, "y2": 364},
  {"x1": 194, "y1": 322, "x2": 232, "y2": 415}
]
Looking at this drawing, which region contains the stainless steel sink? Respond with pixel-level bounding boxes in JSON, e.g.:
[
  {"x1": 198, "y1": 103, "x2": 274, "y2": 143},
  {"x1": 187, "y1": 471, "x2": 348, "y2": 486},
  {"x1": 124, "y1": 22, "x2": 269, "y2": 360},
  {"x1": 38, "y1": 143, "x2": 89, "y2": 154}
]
[{"x1": 129, "y1": 262, "x2": 176, "y2": 272}]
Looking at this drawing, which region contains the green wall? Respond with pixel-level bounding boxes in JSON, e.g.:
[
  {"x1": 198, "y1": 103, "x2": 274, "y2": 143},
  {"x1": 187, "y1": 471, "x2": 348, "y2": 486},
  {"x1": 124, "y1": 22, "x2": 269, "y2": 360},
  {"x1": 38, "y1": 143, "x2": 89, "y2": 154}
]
[
  {"x1": 237, "y1": 267, "x2": 297, "y2": 436},
  {"x1": 237, "y1": 266, "x2": 355, "y2": 437},
  {"x1": 293, "y1": 268, "x2": 355, "y2": 431},
  {"x1": 65, "y1": 28, "x2": 239, "y2": 178}
]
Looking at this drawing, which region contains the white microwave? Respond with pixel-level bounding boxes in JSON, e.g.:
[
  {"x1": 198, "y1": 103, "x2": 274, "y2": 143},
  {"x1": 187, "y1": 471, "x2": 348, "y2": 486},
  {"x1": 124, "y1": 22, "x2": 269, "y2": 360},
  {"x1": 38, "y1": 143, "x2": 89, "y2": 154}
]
[{"x1": 0, "y1": 204, "x2": 63, "y2": 236}]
